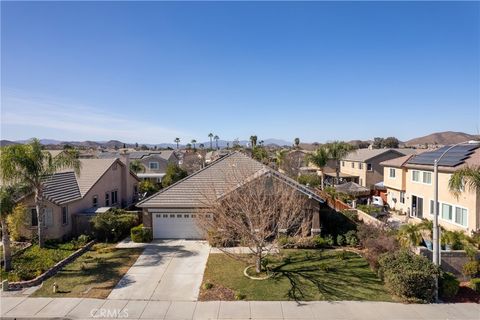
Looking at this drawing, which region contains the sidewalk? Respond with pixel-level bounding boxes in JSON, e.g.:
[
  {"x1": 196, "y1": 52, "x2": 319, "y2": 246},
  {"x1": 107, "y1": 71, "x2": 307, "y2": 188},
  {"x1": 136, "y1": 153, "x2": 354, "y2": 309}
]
[{"x1": 1, "y1": 297, "x2": 479, "y2": 319}]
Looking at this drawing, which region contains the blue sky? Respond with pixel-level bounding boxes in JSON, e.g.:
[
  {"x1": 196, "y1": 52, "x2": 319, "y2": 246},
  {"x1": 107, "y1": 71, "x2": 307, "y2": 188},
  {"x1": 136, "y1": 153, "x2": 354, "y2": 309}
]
[{"x1": 1, "y1": 1, "x2": 479, "y2": 144}]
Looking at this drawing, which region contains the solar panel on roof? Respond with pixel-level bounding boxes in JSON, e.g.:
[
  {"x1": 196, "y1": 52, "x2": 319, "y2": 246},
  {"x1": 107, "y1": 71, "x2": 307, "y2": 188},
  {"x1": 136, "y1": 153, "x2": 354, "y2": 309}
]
[{"x1": 407, "y1": 145, "x2": 479, "y2": 167}]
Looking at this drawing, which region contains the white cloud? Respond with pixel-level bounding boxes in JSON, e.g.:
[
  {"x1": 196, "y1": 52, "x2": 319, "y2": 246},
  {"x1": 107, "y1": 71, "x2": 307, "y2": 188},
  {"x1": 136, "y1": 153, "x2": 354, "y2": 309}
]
[{"x1": 1, "y1": 90, "x2": 192, "y2": 143}]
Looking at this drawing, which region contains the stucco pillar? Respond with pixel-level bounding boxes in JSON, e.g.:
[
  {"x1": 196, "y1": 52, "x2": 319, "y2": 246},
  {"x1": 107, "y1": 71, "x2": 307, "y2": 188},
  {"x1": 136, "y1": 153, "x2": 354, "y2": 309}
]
[{"x1": 311, "y1": 206, "x2": 321, "y2": 235}]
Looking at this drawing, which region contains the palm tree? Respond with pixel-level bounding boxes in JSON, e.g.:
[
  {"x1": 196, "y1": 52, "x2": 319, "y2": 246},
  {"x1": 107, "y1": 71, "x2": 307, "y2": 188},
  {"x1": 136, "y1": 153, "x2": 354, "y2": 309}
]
[
  {"x1": 129, "y1": 160, "x2": 145, "y2": 174},
  {"x1": 208, "y1": 133, "x2": 214, "y2": 150},
  {"x1": 0, "y1": 185, "x2": 24, "y2": 271},
  {"x1": 324, "y1": 141, "x2": 354, "y2": 185},
  {"x1": 294, "y1": 138, "x2": 300, "y2": 148},
  {"x1": 275, "y1": 150, "x2": 287, "y2": 170},
  {"x1": 0, "y1": 139, "x2": 81, "y2": 247},
  {"x1": 250, "y1": 135, "x2": 257, "y2": 149},
  {"x1": 449, "y1": 166, "x2": 480, "y2": 196},
  {"x1": 397, "y1": 223, "x2": 422, "y2": 248},
  {"x1": 308, "y1": 146, "x2": 329, "y2": 189},
  {"x1": 191, "y1": 139, "x2": 197, "y2": 150},
  {"x1": 214, "y1": 135, "x2": 220, "y2": 150},
  {"x1": 174, "y1": 138, "x2": 180, "y2": 149}
]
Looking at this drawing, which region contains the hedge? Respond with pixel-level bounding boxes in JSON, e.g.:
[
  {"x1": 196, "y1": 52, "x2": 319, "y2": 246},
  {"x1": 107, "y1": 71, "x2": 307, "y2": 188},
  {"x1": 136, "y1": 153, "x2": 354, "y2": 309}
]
[
  {"x1": 131, "y1": 224, "x2": 153, "y2": 243},
  {"x1": 439, "y1": 272, "x2": 460, "y2": 299}
]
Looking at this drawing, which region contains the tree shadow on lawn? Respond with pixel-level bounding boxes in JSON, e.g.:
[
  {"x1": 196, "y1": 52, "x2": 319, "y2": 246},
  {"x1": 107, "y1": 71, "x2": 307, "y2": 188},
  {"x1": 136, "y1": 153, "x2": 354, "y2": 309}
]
[{"x1": 269, "y1": 251, "x2": 387, "y2": 301}]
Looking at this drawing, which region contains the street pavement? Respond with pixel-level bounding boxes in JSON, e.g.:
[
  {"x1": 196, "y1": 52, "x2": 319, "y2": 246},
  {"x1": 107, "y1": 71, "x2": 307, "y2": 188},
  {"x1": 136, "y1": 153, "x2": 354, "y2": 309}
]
[{"x1": 1, "y1": 297, "x2": 479, "y2": 319}]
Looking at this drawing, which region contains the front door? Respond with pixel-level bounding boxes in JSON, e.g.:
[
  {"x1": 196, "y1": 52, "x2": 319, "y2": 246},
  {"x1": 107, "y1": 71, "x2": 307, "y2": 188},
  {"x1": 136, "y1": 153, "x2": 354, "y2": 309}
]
[{"x1": 411, "y1": 196, "x2": 423, "y2": 219}]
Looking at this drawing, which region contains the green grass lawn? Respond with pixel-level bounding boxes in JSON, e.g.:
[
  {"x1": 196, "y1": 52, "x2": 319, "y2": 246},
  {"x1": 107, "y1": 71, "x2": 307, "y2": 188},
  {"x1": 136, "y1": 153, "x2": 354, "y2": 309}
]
[
  {"x1": 200, "y1": 249, "x2": 393, "y2": 301},
  {"x1": 32, "y1": 243, "x2": 143, "y2": 299},
  {"x1": 1, "y1": 242, "x2": 77, "y2": 282}
]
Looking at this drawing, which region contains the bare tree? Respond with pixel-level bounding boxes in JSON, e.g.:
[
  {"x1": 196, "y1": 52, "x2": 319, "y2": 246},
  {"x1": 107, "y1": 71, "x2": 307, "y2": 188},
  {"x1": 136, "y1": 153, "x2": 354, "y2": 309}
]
[{"x1": 196, "y1": 170, "x2": 313, "y2": 273}]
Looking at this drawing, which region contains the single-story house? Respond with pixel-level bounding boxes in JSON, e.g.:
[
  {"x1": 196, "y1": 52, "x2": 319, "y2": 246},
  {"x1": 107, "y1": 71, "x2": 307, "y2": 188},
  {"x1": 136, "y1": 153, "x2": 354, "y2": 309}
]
[
  {"x1": 137, "y1": 152, "x2": 326, "y2": 239},
  {"x1": 18, "y1": 158, "x2": 140, "y2": 240}
]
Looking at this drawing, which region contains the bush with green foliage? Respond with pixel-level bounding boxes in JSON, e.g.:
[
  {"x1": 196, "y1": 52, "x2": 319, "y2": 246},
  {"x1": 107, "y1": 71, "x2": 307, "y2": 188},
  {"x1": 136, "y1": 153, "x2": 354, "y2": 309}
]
[
  {"x1": 357, "y1": 204, "x2": 382, "y2": 216},
  {"x1": 72, "y1": 234, "x2": 91, "y2": 249},
  {"x1": 469, "y1": 278, "x2": 480, "y2": 293},
  {"x1": 131, "y1": 224, "x2": 153, "y2": 243},
  {"x1": 297, "y1": 174, "x2": 321, "y2": 188},
  {"x1": 341, "y1": 209, "x2": 358, "y2": 222},
  {"x1": 462, "y1": 260, "x2": 479, "y2": 278},
  {"x1": 139, "y1": 180, "x2": 160, "y2": 196},
  {"x1": 336, "y1": 234, "x2": 345, "y2": 246},
  {"x1": 344, "y1": 230, "x2": 358, "y2": 246},
  {"x1": 439, "y1": 272, "x2": 460, "y2": 299},
  {"x1": 91, "y1": 210, "x2": 139, "y2": 242},
  {"x1": 162, "y1": 164, "x2": 188, "y2": 188},
  {"x1": 378, "y1": 250, "x2": 440, "y2": 303}
]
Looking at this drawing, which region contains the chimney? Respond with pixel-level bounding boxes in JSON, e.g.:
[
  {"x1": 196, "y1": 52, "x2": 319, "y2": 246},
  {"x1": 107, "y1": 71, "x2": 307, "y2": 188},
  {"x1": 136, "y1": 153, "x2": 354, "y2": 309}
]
[{"x1": 119, "y1": 150, "x2": 130, "y2": 207}]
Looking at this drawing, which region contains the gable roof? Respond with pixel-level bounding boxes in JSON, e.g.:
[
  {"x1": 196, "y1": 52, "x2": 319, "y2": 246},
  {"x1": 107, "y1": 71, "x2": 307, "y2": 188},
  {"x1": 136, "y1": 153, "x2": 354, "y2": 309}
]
[
  {"x1": 343, "y1": 149, "x2": 405, "y2": 162},
  {"x1": 130, "y1": 151, "x2": 176, "y2": 161},
  {"x1": 43, "y1": 159, "x2": 138, "y2": 205},
  {"x1": 380, "y1": 155, "x2": 415, "y2": 168},
  {"x1": 138, "y1": 152, "x2": 324, "y2": 208}
]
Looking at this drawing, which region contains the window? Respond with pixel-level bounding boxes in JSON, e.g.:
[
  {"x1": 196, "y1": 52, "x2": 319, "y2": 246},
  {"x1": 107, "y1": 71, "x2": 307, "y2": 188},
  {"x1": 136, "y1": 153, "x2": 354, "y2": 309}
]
[
  {"x1": 31, "y1": 208, "x2": 38, "y2": 226},
  {"x1": 105, "y1": 193, "x2": 110, "y2": 206},
  {"x1": 44, "y1": 208, "x2": 53, "y2": 227},
  {"x1": 455, "y1": 207, "x2": 468, "y2": 227},
  {"x1": 351, "y1": 162, "x2": 355, "y2": 168},
  {"x1": 422, "y1": 172, "x2": 432, "y2": 184},
  {"x1": 62, "y1": 207, "x2": 68, "y2": 225},
  {"x1": 177, "y1": 214, "x2": 182, "y2": 218},
  {"x1": 430, "y1": 200, "x2": 434, "y2": 215},
  {"x1": 149, "y1": 162, "x2": 159, "y2": 170},
  {"x1": 163, "y1": 214, "x2": 168, "y2": 218},
  {"x1": 170, "y1": 214, "x2": 175, "y2": 218},
  {"x1": 358, "y1": 163, "x2": 363, "y2": 170},
  {"x1": 412, "y1": 170, "x2": 420, "y2": 182},
  {"x1": 399, "y1": 192, "x2": 405, "y2": 204},
  {"x1": 93, "y1": 195, "x2": 98, "y2": 208},
  {"x1": 111, "y1": 190, "x2": 118, "y2": 205},
  {"x1": 441, "y1": 203, "x2": 453, "y2": 220},
  {"x1": 342, "y1": 161, "x2": 345, "y2": 167},
  {"x1": 367, "y1": 163, "x2": 372, "y2": 171},
  {"x1": 389, "y1": 168, "x2": 396, "y2": 178},
  {"x1": 184, "y1": 214, "x2": 189, "y2": 218}
]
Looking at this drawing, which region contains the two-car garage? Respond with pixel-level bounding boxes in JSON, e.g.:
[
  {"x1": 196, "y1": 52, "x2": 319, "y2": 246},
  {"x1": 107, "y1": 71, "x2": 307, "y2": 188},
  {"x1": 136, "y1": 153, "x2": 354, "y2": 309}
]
[{"x1": 152, "y1": 211, "x2": 203, "y2": 239}]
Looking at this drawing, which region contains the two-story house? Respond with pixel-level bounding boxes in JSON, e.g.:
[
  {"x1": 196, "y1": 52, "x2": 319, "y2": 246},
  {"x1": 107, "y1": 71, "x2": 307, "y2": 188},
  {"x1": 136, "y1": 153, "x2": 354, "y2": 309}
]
[
  {"x1": 18, "y1": 158, "x2": 140, "y2": 240},
  {"x1": 381, "y1": 145, "x2": 480, "y2": 234},
  {"x1": 335, "y1": 149, "x2": 416, "y2": 189},
  {"x1": 128, "y1": 150, "x2": 179, "y2": 183}
]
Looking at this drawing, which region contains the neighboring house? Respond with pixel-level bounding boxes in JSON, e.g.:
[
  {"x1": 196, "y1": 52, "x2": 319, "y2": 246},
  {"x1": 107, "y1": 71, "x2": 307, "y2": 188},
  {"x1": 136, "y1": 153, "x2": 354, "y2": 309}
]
[
  {"x1": 334, "y1": 149, "x2": 417, "y2": 189},
  {"x1": 137, "y1": 152, "x2": 325, "y2": 239},
  {"x1": 99, "y1": 150, "x2": 179, "y2": 183},
  {"x1": 18, "y1": 158, "x2": 140, "y2": 240},
  {"x1": 381, "y1": 145, "x2": 480, "y2": 234},
  {"x1": 204, "y1": 150, "x2": 230, "y2": 164}
]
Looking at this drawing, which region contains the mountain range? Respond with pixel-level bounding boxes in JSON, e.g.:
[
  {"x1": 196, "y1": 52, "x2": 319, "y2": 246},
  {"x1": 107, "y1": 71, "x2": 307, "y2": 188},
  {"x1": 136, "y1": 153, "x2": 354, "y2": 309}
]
[{"x1": 1, "y1": 131, "x2": 478, "y2": 149}]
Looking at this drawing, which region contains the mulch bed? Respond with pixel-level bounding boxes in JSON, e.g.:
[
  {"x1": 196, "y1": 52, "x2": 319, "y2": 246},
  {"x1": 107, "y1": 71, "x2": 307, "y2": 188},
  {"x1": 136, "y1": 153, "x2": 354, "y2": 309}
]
[
  {"x1": 199, "y1": 284, "x2": 236, "y2": 301},
  {"x1": 444, "y1": 282, "x2": 480, "y2": 303}
]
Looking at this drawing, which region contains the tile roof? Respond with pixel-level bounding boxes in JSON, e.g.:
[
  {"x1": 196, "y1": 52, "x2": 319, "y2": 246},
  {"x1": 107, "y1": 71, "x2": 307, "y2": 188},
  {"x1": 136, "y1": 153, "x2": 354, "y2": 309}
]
[
  {"x1": 380, "y1": 155, "x2": 414, "y2": 168},
  {"x1": 343, "y1": 149, "x2": 405, "y2": 162},
  {"x1": 138, "y1": 152, "x2": 324, "y2": 208},
  {"x1": 44, "y1": 159, "x2": 131, "y2": 205}
]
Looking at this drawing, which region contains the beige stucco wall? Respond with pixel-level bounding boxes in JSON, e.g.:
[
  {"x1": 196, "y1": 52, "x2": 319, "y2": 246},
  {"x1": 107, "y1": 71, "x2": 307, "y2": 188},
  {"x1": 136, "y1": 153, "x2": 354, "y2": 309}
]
[
  {"x1": 404, "y1": 168, "x2": 478, "y2": 233},
  {"x1": 18, "y1": 161, "x2": 139, "y2": 240},
  {"x1": 340, "y1": 160, "x2": 366, "y2": 186}
]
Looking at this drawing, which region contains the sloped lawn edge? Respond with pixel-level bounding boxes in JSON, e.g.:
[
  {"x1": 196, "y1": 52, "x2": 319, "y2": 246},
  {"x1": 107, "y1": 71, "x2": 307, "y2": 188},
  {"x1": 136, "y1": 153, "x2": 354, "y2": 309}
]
[{"x1": 6, "y1": 240, "x2": 96, "y2": 290}]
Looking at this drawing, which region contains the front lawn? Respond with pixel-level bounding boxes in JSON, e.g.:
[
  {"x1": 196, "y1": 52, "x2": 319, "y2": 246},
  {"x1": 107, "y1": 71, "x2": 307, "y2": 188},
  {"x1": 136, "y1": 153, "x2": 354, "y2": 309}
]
[
  {"x1": 32, "y1": 243, "x2": 143, "y2": 298},
  {"x1": 200, "y1": 249, "x2": 393, "y2": 301},
  {"x1": 1, "y1": 241, "x2": 77, "y2": 282}
]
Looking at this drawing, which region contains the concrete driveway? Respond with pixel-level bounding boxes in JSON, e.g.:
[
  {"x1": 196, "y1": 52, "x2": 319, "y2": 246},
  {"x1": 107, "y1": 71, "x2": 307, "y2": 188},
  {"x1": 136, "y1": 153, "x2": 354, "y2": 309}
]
[{"x1": 107, "y1": 240, "x2": 210, "y2": 301}]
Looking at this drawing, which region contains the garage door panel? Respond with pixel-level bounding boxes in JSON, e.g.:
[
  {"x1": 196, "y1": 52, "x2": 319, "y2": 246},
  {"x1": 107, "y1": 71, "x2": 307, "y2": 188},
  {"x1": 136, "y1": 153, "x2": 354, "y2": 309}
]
[{"x1": 153, "y1": 213, "x2": 202, "y2": 239}]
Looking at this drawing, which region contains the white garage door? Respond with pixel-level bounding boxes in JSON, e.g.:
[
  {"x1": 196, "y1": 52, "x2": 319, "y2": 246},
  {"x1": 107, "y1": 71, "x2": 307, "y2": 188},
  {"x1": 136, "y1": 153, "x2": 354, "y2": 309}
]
[{"x1": 152, "y1": 213, "x2": 202, "y2": 239}]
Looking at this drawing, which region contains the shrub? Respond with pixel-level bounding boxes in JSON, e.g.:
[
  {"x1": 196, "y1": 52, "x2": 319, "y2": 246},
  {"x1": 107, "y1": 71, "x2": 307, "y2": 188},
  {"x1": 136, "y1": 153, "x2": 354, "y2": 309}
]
[
  {"x1": 296, "y1": 236, "x2": 318, "y2": 249},
  {"x1": 344, "y1": 230, "x2": 358, "y2": 247},
  {"x1": 341, "y1": 210, "x2": 358, "y2": 222},
  {"x1": 6, "y1": 204, "x2": 28, "y2": 241},
  {"x1": 72, "y1": 234, "x2": 91, "y2": 249},
  {"x1": 439, "y1": 272, "x2": 460, "y2": 299},
  {"x1": 324, "y1": 235, "x2": 335, "y2": 246},
  {"x1": 336, "y1": 234, "x2": 345, "y2": 246},
  {"x1": 203, "y1": 282, "x2": 213, "y2": 290},
  {"x1": 297, "y1": 174, "x2": 321, "y2": 188},
  {"x1": 131, "y1": 224, "x2": 153, "y2": 243},
  {"x1": 91, "y1": 210, "x2": 138, "y2": 242},
  {"x1": 378, "y1": 250, "x2": 440, "y2": 303},
  {"x1": 462, "y1": 261, "x2": 480, "y2": 278},
  {"x1": 357, "y1": 204, "x2": 381, "y2": 216},
  {"x1": 469, "y1": 278, "x2": 480, "y2": 293},
  {"x1": 360, "y1": 228, "x2": 399, "y2": 270}
]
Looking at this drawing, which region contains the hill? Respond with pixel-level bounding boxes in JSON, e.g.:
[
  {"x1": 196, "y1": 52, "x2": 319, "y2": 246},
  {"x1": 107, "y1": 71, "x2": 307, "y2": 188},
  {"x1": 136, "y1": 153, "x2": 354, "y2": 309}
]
[{"x1": 405, "y1": 131, "x2": 478, "y2": 146}]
